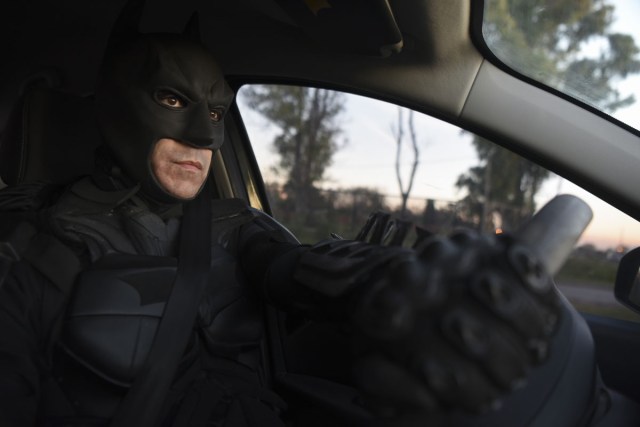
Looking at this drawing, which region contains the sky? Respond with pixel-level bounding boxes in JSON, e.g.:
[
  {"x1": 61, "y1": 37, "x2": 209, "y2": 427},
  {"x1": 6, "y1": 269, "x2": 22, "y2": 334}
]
[
  {"x1": 596, "y1": 1, "x2": 640, "y2": 131},
  {"x1": 238, "y1": 0, "x2": 640, "y2": 251}
]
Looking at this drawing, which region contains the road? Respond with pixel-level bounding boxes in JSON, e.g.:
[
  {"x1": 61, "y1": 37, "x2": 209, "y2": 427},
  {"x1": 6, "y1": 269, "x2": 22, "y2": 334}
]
[{"x1": 556, "y1": 281, "x2": 618, "y2": 307}]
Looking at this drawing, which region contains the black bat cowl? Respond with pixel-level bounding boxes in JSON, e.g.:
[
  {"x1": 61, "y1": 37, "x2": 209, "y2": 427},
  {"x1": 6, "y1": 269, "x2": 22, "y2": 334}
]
[{"x1": 94, "y1": 35, "x2": 234, "y2": 204}]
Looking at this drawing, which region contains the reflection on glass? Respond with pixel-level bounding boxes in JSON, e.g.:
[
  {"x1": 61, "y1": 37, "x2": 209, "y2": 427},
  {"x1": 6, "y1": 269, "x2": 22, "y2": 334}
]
[{"x1": 482, "y1": 0, "x2": 640, "y2": 131}]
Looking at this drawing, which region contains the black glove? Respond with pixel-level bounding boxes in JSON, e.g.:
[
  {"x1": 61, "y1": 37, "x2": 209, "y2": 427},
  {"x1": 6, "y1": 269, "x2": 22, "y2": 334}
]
[{"x1": 347, "y1": 228, "x2": 561, "y2": 418}]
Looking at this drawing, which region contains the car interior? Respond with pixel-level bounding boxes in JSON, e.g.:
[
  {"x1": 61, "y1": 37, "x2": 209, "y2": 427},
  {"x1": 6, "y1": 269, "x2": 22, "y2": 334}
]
[{"x1": 2, "y1": 0, "x2": 640, "y2": 426}]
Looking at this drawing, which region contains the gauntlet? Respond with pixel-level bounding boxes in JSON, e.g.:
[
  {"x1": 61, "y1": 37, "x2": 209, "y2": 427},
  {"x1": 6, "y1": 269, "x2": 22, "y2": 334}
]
[{"x1": 293, "y1": 215, "x2": 561, "y2": 415}]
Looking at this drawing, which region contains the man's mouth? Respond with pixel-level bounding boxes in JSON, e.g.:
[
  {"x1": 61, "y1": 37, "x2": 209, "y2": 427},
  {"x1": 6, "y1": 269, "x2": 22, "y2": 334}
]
[{"x1": 175, "y1": 160, "x2": 203, "y2": 171}]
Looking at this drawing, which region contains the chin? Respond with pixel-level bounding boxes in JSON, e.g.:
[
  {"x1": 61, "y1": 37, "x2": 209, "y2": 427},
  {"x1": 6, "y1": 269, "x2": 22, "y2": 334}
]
[{"x1": 170, "y1": 189, "x2": 199, "y2": 200}]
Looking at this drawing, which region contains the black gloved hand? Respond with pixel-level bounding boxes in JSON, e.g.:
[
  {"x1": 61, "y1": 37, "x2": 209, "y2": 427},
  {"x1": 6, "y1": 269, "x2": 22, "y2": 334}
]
[{"x1": 349, "y1": 228, "x2": 561, "y2": 419}]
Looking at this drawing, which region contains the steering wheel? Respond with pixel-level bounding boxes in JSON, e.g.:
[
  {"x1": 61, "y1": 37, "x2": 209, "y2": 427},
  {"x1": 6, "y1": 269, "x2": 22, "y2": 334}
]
[
  {"x1": 276, "y1": 195, "x2": 640, "y2": 426},
  {"x1": 449, "y1": 195, "x2": 637, "y2": 426}
]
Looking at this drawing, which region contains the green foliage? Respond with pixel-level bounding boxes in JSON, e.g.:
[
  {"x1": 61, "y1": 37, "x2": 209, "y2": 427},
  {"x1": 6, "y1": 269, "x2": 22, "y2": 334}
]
[
  {"x1": 484, "y1": 0, "x2": 640, "y2": 111},
  {"x1": 556, "y1": 253, "x2": 617, "y2": 285}
]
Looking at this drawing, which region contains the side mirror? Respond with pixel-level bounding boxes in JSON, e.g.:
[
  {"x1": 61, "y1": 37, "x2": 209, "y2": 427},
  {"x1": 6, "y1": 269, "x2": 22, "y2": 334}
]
[{"x1": 615, "y1": 247, "x2": 640, "y2": 314}]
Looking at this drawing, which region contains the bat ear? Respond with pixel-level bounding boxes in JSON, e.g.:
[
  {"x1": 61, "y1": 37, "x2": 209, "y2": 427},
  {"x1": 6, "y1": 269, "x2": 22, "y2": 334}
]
[
  {"x1": 106, "y1": 0, "x2": 146, "y2": 53},
  {"x1": 182, "y1": 12, "x2": 201, "y2": 42}
]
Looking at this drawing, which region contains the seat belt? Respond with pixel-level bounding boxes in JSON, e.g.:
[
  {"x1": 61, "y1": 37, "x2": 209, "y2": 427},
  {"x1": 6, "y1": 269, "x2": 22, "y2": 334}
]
[{"x1": 109, "y1": 185, "x2": 212, "y2": 427}]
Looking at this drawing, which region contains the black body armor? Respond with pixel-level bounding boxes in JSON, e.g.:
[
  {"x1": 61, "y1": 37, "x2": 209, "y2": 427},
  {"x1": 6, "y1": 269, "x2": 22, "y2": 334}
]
[{"x1": 42, "y1": 178, "x2": 286, "y2": 425}]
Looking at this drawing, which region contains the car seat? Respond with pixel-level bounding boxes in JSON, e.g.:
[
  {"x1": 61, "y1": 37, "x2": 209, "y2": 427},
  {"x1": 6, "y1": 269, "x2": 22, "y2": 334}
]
[{"x1": 0, "y1": 87, "x2": 101, "y2": 188}]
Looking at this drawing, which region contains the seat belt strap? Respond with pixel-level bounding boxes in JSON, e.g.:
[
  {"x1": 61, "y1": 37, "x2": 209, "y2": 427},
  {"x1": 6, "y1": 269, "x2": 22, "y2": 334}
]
[{"x1": 110, "y1": 184, "x2": 212, "y2": 427}]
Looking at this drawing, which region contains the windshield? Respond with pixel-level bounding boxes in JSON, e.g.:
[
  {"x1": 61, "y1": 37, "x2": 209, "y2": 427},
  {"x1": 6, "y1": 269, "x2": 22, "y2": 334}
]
[
  {"x1": 481, "y1": 0, "x2": 640, "y2": 132},
  {"x1": 238, "y1": 84, "x2": 640, "y2": 322}
]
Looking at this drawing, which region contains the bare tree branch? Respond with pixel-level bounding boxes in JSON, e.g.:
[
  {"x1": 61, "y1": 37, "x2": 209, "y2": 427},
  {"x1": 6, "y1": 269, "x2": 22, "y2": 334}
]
[{"x1": 394, "y1": 108, "x2": 421, "y2": 218}]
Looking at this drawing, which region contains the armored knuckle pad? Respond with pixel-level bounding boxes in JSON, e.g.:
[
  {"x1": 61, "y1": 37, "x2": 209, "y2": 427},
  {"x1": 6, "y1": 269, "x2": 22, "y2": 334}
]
[
  {"x1": 352, "y1": 229, "x2": 562, "y2": 413},
  {"x1": 412, "y1": 231, "x2": 561, "y2": 356},
  {"x1": 293, "y1": 239, "x2": 412, "y2": 298}
]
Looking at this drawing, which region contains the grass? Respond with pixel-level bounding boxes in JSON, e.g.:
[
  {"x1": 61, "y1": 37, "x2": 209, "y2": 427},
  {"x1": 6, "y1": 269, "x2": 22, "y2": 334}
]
[
  {"x1": 571, "y1": 301, "x2": 640, "y2": 323},
  {"x1": 555, "y1": 255, "x2": 617, "y2": 286}
]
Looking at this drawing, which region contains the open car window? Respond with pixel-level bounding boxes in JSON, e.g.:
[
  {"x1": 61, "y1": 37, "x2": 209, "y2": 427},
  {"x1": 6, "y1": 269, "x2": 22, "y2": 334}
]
[{"x1": 237, "y1": 84, "x2": 640, "y2": 323}]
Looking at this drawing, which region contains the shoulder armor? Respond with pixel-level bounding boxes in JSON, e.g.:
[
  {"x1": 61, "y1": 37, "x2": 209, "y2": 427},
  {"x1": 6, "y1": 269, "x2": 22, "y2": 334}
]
[{"x1": 0, "y1": 215, "x2": 81, "y2": 294}]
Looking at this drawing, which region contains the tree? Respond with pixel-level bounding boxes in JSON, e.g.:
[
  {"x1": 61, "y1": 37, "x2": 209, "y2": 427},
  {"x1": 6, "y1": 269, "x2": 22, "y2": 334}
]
[
  {"x1": 458, "y1": 0, "x2": 640, "y2": 231},
  {"x1": 456, "y1": 137, "x2": 549, "y2": 231},
  {"x1": 393, "y1": 108, "x2": 420, "y2": 218},
  {"x1": 264, "y1": 183, "x2": 388, "y2": 243},
  {"x1": 243, "y1": 85, "x2": 345, "y2": 216},
  {"x1": 342, "y1": 187, "x2": 389, "y2": 231},
  {"x1": 484, "y1": 0, "x2": 640, "y2": 111}
]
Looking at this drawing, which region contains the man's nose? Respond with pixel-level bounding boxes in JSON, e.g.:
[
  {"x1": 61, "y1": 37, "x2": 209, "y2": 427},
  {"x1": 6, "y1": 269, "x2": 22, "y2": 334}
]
[{"x1": 184, "y1": 102, "x2": 216, "y2": 148}]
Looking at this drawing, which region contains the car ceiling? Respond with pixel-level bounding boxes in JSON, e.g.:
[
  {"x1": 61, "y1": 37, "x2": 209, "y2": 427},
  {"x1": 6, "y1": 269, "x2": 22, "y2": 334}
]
[
  {"x1": 2, "y1": 0, "x2": 640, "y2": 219},
  {"x1": 1, "y1": 0, "x2": 479, "y2": 127}
]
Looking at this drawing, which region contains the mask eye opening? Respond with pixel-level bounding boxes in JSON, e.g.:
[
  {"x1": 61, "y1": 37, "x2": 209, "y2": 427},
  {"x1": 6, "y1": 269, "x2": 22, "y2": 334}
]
[
  {"x1": 209, "y1": 108, "x2": 224, "y2": 122},
  {"x1": 155, "y1": 89, "x2": 188, "y2": 109}
]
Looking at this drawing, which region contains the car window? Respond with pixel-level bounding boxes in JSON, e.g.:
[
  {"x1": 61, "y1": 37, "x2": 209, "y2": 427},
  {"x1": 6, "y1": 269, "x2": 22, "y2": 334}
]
[
  {"x1": 479, "y1": 0, "x2": 640, "y2": 133},
  {"x1": 237, "y1": 84, "x2": 640, "y2": 323}
]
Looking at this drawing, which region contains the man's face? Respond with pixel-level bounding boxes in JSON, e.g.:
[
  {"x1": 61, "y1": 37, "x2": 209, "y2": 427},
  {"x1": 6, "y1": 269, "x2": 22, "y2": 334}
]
[
  {"x1": 151, "y1": 138, "x2": 213, "y2": 200},
  {"x1": 95, "y1": 36, "x2": 234, "y2": 203}
]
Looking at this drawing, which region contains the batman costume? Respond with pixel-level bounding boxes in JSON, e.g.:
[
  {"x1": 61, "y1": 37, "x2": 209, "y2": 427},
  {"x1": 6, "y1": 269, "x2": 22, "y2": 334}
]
[{"x1": 0, "y1": 21, "x2": 563, "y2": 427}]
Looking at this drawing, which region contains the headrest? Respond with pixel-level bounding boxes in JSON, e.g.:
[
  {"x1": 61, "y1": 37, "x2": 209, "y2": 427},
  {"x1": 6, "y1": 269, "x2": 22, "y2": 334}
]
[{"x1": 0, "y1": 88, "x2": 101, "y2": 187}]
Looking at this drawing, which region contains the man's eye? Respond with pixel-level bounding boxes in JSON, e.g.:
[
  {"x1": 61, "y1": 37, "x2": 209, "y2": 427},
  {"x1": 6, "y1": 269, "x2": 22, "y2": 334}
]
[
  {"x1": 156, "y1": 92, "x2": 186, "y2": 108},
  {"x1": 210, "y1": 109, "x2": 223, "y2": 122}
]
